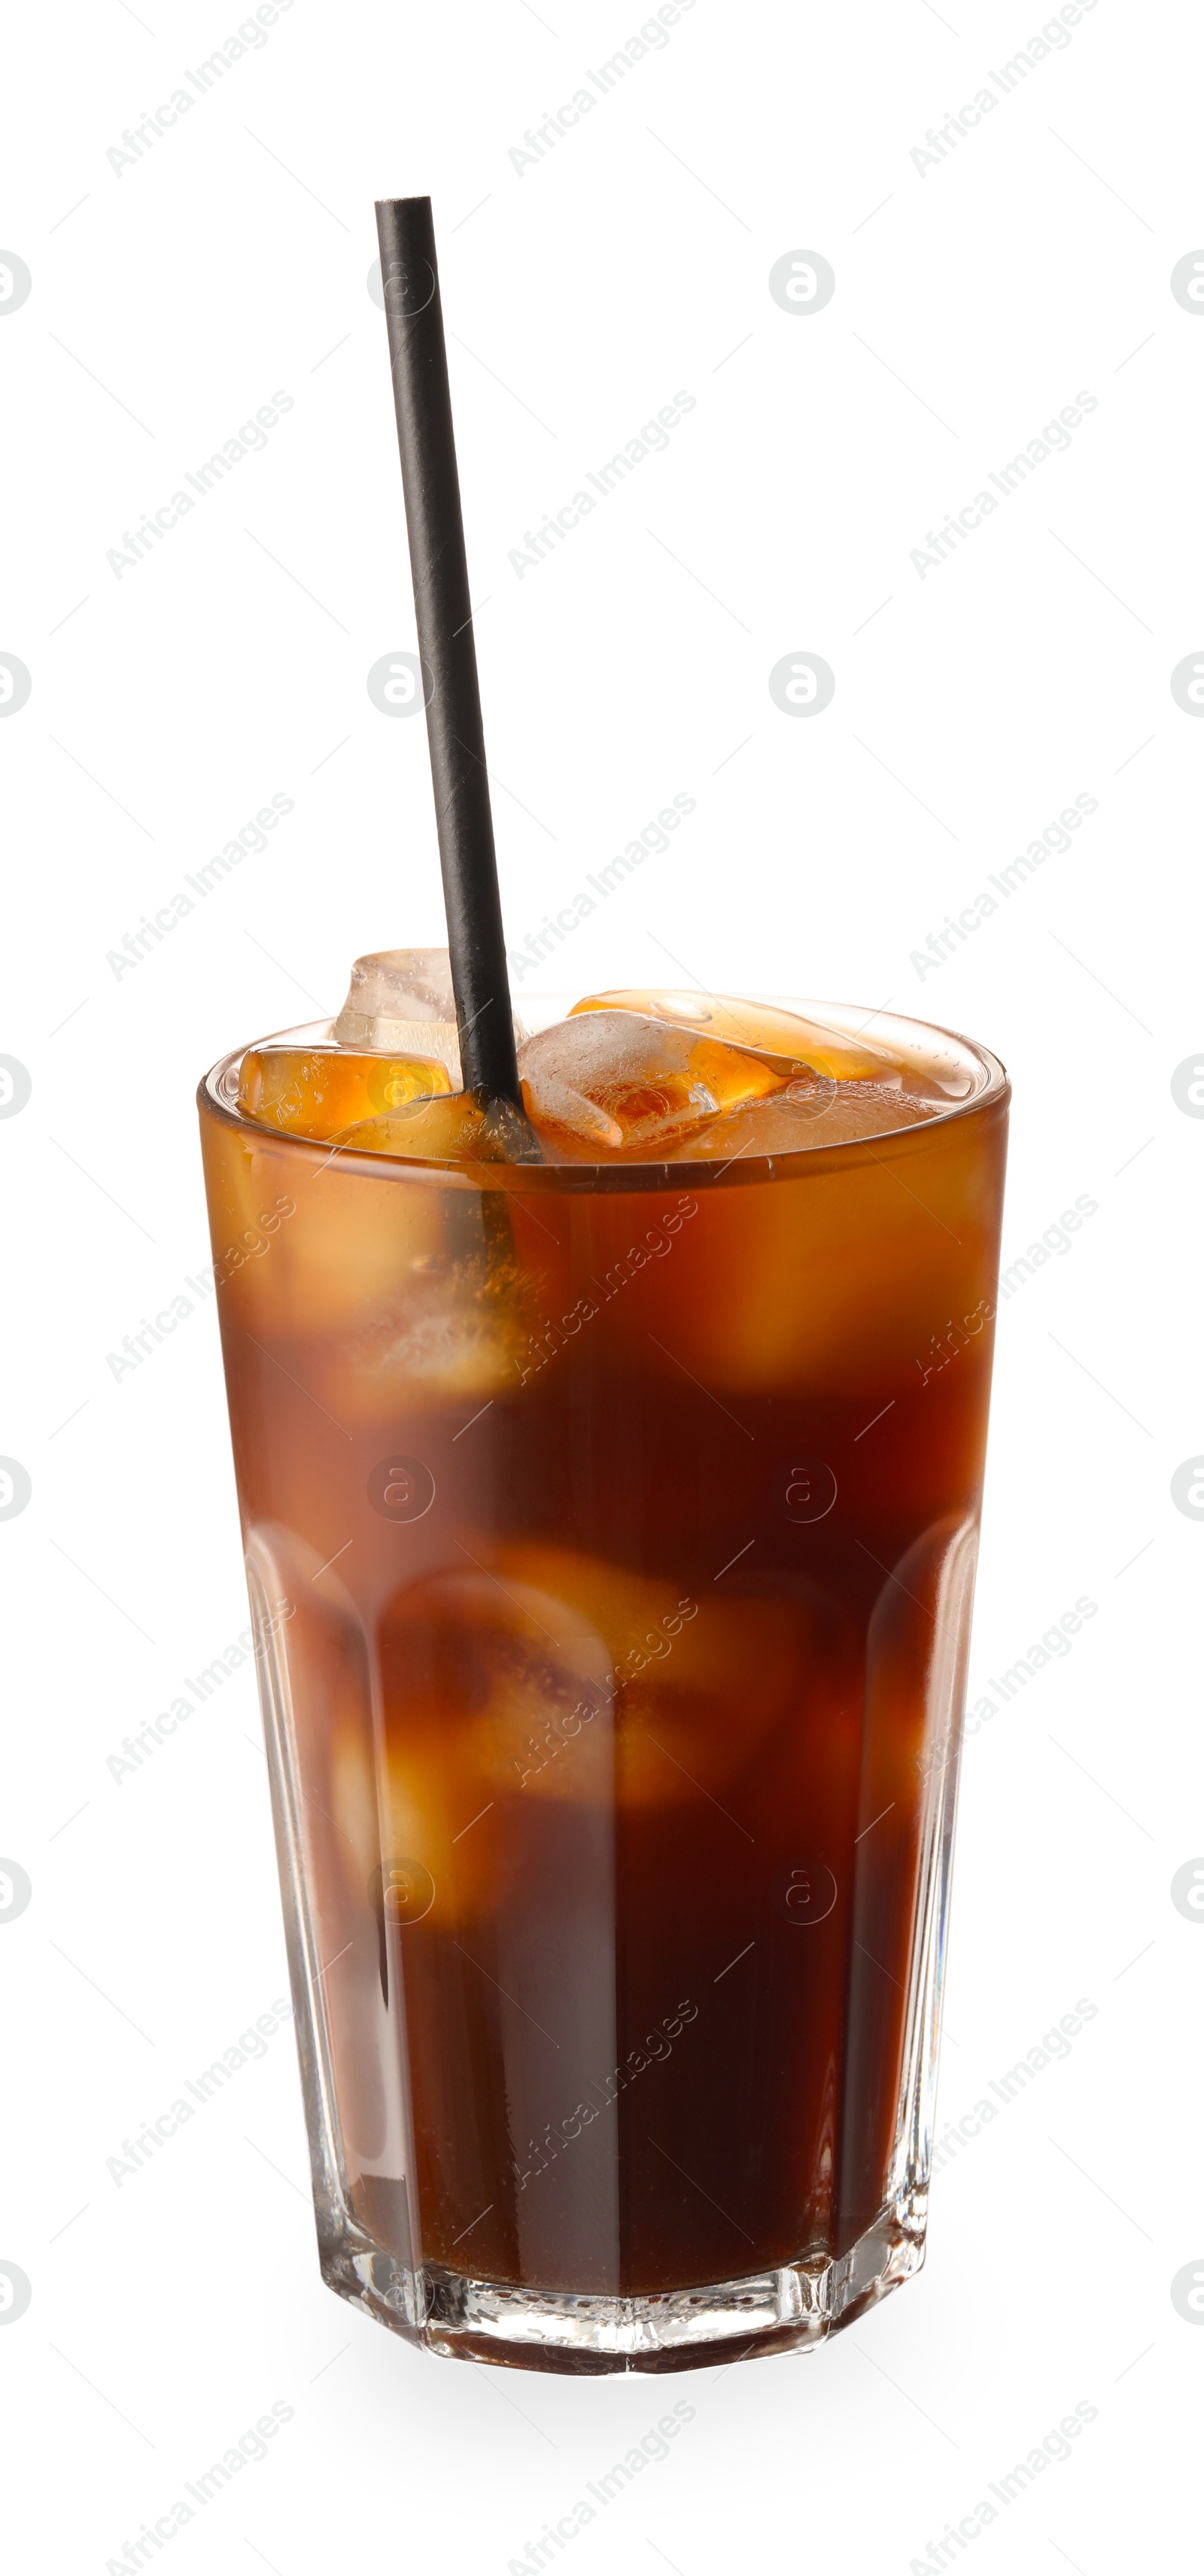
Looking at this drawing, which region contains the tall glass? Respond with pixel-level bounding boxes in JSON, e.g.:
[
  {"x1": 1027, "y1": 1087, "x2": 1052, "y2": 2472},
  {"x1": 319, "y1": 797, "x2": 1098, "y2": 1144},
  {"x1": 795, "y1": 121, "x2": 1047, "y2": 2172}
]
[{"x1": 198, "y1": 999, "x2": 1008, "y2": 2373}]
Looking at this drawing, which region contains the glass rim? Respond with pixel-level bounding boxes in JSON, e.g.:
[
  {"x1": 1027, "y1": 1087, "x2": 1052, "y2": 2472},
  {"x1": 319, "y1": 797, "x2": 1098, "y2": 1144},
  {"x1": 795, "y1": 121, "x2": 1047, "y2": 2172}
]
[{"x1": 198, "y1": 995, "x2": 1008, "y2": 1194}]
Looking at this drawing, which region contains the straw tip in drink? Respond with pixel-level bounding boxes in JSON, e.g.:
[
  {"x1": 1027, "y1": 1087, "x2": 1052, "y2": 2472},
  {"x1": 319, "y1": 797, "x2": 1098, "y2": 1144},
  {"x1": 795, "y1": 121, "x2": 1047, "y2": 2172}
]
[{"x1": 476, "y1": 1095, "x2": 545, "y2": 1166}]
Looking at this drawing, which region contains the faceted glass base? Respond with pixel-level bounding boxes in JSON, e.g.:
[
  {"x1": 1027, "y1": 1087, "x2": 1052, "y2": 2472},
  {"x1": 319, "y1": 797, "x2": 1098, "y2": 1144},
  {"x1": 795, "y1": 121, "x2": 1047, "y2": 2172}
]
[{"x1": 316, "y1": 2186, "x2": 927, "y2": 2374}]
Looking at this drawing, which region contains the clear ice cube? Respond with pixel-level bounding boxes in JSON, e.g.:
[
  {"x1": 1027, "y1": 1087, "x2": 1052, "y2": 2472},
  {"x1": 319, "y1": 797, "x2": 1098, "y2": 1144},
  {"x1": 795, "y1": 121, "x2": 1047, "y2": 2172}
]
[
  {"x1": 333, "y1": 948, "x2": 527, "y2": 1089},
  {"x1": 517, "y1": 1009, "x2": 805, "y2": 1156}
]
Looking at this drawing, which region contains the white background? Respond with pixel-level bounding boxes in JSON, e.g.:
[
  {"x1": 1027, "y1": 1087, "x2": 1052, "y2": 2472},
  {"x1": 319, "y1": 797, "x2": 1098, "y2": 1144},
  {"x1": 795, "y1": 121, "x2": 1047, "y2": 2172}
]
[{"x1": 1, "y1": 1, "x2": 1199, "y2": 2568}]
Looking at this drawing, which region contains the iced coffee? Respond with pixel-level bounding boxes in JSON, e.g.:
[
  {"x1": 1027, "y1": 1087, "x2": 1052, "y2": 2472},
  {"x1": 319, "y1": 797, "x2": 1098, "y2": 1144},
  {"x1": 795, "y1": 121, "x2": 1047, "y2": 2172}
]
[{"x1": 199, "y1": 958, "x2": 1008, "y2": 2370}]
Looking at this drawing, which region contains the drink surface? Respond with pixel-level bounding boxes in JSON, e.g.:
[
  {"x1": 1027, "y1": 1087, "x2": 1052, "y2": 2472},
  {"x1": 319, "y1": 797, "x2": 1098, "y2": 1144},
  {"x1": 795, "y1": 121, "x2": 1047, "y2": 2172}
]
[
  {"x1": 235, "y1": 978, "x2": 968, "y2": 1163},
  {"x1": 199, "y1": 974, "x2": 1008, "y2": 2303}
]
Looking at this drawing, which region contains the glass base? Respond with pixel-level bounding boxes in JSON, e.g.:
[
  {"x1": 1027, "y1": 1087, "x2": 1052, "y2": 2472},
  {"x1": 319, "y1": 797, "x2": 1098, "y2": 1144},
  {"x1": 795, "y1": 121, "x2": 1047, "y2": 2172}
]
[{"x1": 317, "y1": 2186, "x2": 927, "y2": 2374}]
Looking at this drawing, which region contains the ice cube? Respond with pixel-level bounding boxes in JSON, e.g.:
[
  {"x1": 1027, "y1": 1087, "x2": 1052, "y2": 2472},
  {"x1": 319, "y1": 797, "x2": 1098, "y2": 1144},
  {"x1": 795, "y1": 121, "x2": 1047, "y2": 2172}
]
[
  {"x1": 335, "y1": 947, "x2": 457, "y2": 1035},
  {"x1": 331, "y1": 1095, "x2": 485, "y2": 1162},
  {"x1": 570, "y1": 989, "x2": 893, "y2": 1084},
  {"x1": 374, "y1": 1545, "x2": 810, "y2": 1816},
  {"x1": 683, "y1": 1079, "x2": 945, "y2": 1160},
  {"x1": 332, "y1": 948, "x2": 527, "y2": 1089},
  {"x1": 517, "y1": 1009, "x2": 810, "y2": 1156},
  {"x1": 238, "y1": 1045, "x2": 452, "y2": 1139},
  {"x1": 364, "y1": 1265, "x2": 526, "y2": 1399},
  {"x1": 332, "y1": 1092, "x2": 549, "y2": 1169},
  {"x1": 488, "y1": 1545, "x2": 816, "y2": 1810},
  {"x1": 379, "y1": 1561, "x2": 615, "y2": 1812}
]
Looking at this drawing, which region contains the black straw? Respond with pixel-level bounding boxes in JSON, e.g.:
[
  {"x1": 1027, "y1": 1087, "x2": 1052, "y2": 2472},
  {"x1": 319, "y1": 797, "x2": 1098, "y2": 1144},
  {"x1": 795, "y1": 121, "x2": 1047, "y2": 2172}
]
[{"x1": 375, "y1": 195, "x2": 521, "y2": 1111}]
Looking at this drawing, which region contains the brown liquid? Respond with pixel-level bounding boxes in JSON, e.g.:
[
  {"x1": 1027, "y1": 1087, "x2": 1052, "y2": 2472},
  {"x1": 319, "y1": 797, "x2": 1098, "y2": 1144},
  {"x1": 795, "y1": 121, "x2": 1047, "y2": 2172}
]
[{"x1": 199, "y1": 1009, "x2": 1007, "y2": 2298}]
